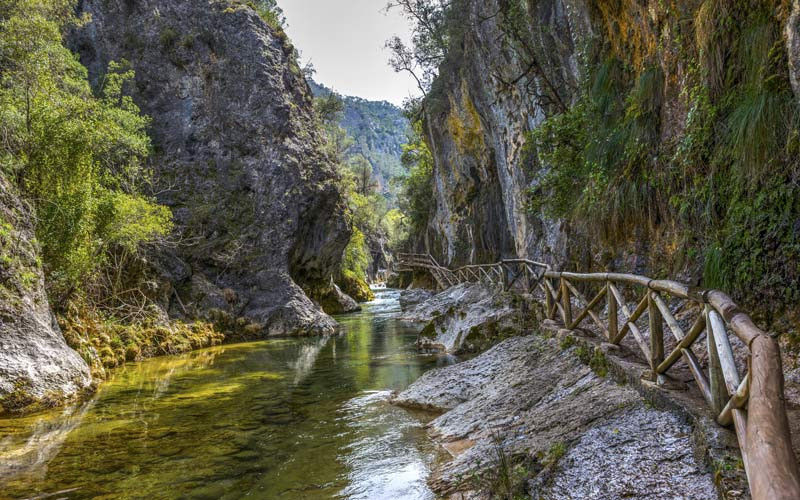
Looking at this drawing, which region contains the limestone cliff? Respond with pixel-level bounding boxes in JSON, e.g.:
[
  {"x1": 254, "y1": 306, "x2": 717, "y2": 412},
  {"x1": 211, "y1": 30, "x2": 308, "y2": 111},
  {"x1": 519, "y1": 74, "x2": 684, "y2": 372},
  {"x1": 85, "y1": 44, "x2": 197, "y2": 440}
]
[
  {"x1": 419, "y1": 0, "x2": 589, "y2": 266},
  {"x1": 72, "y1": 0, "x2": 350, "y2": 335},
  {"x1": 417, "y1": 0, "x2": 800, "y2": 324},
  {"x1": 0, "y1": 179, "x2": 91, "y2": 411}
]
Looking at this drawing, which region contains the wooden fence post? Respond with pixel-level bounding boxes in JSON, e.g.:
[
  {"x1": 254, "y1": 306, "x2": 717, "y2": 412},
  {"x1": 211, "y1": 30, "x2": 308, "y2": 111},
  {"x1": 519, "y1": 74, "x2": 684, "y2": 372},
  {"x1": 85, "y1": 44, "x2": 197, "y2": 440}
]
[
  {"x1": 705, "y1": 305, "x2": 728, "y2": 414},
  {"x1": 607, "y1": 283, "x2": 617, "y2": 341},
  {"x1": 648, "y1": 292, "x2": 664, "y2": 384},
  {"x1": 560, "y1": 278, "x2": 572, "y2": 326}
]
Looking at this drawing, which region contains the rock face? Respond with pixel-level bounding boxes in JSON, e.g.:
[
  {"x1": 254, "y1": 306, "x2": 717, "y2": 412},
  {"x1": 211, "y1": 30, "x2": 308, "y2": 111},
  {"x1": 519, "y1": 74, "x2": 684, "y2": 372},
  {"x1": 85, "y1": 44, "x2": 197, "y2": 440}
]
[
  {"x1": 394, "y1": 335, "x2": 718, "y2": 498},
  {"x1": 417, "y1": 0, "x2": 800, "y2": 296},
  {"x1": 419, "y1": 0, "x2": 589, "y2": 266},
  {"x1": 318, "y1": 282, "x2": 360, "y2": 315},
  {"x1": 71, "y1": 0, "x2": 349, "y2": 335},
  {"x1": 788, "y1": 0, "x2": 800, "y2": 100},
  {"x1": 398, "y1": 288, "x2": 434, "y2": 310},
  {"x1": 0, "y1": 180, "x2": 91, "y2": 411},
  {"x1": 400, "y1": 283, "x2": 524, "y2": 352}
]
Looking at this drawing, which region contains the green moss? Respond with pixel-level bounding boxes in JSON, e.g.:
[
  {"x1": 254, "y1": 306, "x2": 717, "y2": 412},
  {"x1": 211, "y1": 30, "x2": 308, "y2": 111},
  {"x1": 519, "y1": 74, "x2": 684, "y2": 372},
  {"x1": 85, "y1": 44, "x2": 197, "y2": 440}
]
[
  {"x1": 458, "y1": 317, "x2": 524, "y2": 354},
  {"x1": 419, "y1": 320, "x2": 437, "y2": 339},
  {"x1": 540, "y1": 441, "x2": 566, "y2": 468},
  {"x1": 339, "y1": 270, "x2": 374, "y2": 302},
  {"x1": 571, "y1": 339, "x2": 609, "y2": 378},
  {"x1": 60, "y1": 304, "x2": 226, "y2": 375},
  {"x1": 0, "y1": 380, "x2": 37, "y2": 413}
]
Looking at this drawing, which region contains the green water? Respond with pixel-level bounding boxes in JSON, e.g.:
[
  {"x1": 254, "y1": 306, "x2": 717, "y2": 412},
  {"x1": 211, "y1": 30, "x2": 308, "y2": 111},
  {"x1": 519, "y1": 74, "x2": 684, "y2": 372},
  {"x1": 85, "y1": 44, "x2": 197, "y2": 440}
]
[{"x1": 0, "y1": 290, "x2": 448, "y2": 500}]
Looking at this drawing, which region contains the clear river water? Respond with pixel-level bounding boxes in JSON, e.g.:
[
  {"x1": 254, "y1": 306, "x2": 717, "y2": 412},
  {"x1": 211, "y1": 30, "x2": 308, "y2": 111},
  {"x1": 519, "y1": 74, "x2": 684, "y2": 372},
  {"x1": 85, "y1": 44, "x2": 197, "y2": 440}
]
[{"x1": 0, "y1": 290, "x2": 447, "y2": 500}]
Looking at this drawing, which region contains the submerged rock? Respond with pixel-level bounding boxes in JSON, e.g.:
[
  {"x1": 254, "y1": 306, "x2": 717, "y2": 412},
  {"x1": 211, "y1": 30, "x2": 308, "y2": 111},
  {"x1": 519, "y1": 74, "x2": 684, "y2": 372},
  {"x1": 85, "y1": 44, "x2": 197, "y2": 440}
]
[
  {"x1": 71, "y1": 0, "x2": 349, "y2": 336},
  {"x1": 0, "y1": 179, "x2": 91, "y2": 411},
  {"x1": 394, "y1": 335, "x2": 717, "y2": 498}
]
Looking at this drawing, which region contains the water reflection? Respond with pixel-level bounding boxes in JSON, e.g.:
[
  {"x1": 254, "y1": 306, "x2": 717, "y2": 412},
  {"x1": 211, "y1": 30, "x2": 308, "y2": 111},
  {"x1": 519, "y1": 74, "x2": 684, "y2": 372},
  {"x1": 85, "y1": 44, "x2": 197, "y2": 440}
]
[
  {"x1": 291, "y1": 336, "x2": 330, "y2": 385},
  {"x1": 0, "y1": 403, "x2": 93, "y2": 484},
  {"x1": 0, "y1": 290, "x2": 441, "y2": 500}
]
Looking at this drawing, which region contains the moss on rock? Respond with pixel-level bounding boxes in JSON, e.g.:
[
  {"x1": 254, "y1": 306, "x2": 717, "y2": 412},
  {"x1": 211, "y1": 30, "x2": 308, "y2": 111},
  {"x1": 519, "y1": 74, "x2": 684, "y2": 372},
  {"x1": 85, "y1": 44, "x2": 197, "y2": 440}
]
[
  {"x1": 339, "y1": 270, "x2": 375, "y2": 302},
  {"x1": 59, "y1": 303, "x2": 225, "y2": 378}
]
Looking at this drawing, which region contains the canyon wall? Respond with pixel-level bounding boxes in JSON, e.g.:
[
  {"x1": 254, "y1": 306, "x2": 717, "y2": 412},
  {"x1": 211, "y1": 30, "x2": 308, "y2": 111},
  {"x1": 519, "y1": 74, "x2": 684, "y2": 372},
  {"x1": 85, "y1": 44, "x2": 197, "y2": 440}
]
[
  {"x1": 419, "y1": 0, "x2": 800, "y2": 324},
  {"x1": 72, "y1": 0, "x2": 350, "y2": 335}
]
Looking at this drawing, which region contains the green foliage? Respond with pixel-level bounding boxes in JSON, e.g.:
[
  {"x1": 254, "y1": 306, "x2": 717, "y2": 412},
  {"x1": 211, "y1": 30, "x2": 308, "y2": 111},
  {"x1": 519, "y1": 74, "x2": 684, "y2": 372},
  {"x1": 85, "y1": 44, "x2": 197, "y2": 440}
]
[
  {"x1": 341, "y1": 227, "x2": 371, "y2": 279},
  {"x1": 0, "y1": 0, "x2": 172, "y2": 302},
  {"x1": 249, "y1": 0, "x2": 285, "y2": 30},
  {"x1": 396, "y1": 121, "x2": 434, "y2": 242},
  {"x1": 525, "y1": 3, "x2": 800, "y2": 315},
  {"x1": 95, "y1": 192, "x2": 173, "y2": 253}
]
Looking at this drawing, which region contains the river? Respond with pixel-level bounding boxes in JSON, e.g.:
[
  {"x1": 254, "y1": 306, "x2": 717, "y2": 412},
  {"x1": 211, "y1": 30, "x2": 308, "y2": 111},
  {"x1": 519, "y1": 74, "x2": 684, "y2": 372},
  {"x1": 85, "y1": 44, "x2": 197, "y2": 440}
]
[{"x1": 0, "y1": 290, "x2": 446, "y2": 499}]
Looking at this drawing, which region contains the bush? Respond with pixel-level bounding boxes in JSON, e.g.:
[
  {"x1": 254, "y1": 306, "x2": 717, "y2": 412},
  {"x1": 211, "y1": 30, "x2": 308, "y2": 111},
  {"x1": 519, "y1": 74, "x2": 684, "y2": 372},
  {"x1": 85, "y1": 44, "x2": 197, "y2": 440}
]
[{"x1": 0, "y1": 3, "x2": 172, "y2": 303}]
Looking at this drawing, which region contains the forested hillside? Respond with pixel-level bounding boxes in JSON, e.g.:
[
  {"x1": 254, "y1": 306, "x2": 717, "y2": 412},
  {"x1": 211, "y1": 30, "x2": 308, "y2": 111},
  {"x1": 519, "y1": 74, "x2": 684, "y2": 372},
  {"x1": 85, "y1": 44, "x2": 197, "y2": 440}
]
[{"x1": 309, "y1": 79, "x2": 409, "y2": 202}]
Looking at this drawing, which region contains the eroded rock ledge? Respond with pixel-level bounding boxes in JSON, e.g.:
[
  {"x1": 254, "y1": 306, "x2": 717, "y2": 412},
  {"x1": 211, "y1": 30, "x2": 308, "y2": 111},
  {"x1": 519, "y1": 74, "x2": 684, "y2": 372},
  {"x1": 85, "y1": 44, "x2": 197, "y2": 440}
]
[
  {"x1": 394, "y1": 333, "x2": 722, "y2": 499},
  {"x1": 399, "y1": 284, "x2": 526, "y2": 353}
]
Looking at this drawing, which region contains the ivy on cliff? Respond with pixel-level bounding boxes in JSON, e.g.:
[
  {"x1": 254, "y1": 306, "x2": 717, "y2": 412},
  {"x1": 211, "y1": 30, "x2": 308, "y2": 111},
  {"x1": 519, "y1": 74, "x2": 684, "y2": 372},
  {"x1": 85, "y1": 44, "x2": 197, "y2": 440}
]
[{"x1": 526, "y1": 1, "x2": 800, "y2": 320}]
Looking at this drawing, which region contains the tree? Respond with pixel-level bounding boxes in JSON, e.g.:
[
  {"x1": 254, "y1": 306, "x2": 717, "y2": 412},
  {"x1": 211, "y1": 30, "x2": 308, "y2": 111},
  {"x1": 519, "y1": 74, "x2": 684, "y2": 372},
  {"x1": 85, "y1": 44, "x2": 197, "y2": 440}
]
[
  {"x1": 397, "y1": 121, "x2": 434, "y2": 238},
  {"x1": 384, "y1": 0, "x2": 452, "y2": 95},
  {"x1": 348, "y1": 155, "x2": 379, "y2": 197},
  {"x1": 0, "y1": 0, "x2": 172, "y2": 302}
]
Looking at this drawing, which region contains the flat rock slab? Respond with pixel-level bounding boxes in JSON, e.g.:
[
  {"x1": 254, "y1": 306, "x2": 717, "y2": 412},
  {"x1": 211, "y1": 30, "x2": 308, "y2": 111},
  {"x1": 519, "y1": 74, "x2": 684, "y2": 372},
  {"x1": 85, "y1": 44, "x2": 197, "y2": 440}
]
[
  {"x1": 394, "y1": 335, "x2": 717, "y2": 498},
  {"x1": 538, "y1": 408, "x2": 718, "y2": 499}
]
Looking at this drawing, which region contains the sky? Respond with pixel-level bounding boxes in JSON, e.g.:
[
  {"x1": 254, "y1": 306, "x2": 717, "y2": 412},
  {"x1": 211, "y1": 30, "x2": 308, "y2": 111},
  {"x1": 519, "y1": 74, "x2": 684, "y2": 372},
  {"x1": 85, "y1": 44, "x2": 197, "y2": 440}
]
[{"x1": 279, "y1": 0, "x2": 420, "y2": 105}]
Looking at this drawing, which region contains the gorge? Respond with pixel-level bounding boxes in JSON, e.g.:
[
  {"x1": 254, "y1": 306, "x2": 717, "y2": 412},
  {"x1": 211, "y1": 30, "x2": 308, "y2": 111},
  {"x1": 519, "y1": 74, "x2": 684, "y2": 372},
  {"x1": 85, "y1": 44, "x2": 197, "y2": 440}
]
[{"x1": 2, "y1": 0, "x2": 800, "y2": 499}]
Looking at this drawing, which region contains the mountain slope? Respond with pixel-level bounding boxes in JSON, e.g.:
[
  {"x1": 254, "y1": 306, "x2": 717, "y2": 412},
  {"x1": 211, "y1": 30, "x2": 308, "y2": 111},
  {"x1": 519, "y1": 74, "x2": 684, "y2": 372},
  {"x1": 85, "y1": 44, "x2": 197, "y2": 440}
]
[{"x1": 309, "y1": 79, "x2": 409, "y2": 198}]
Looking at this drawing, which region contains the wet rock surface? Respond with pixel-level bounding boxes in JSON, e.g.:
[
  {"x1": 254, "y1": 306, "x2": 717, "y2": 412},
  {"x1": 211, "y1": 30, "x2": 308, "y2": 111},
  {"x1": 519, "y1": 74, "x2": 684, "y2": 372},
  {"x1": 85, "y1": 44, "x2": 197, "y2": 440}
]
[
  {"x1": 399, "y1": 283, "x2": 521, "y2": 352},
  {"x1": 398, "y1": 289, "x2": 434, "y2": 311},
  {"x1": 71, "y1": 0, "x2": 349, "y2": 336},
  {"x1": 0, "y1": 179, "x2": 91, "y2": 410},
  {"x1": 394, "y1": 334, "x2": 718, "y2": 498}
]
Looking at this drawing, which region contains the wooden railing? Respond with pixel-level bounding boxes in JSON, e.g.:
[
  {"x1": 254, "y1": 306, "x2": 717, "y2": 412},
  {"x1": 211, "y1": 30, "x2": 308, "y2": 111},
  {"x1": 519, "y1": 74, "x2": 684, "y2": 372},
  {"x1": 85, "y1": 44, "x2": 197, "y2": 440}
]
[
  {"x1": 398, "y1": 254, "x2": 800, "y2": 500},
  {"x1": 397, "y1": 253, "x2": 549, "y2": 292}
]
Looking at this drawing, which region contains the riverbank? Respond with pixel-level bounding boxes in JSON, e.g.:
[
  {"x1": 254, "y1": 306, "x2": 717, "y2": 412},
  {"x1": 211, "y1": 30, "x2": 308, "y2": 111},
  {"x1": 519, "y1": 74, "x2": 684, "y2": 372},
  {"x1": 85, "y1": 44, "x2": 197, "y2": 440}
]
[
  {"x1": 394, "y1": 284, "x2": 759, "y2": 499},
  {"x1": 0, "y1": 289, "x2": 443, "y2": 499}
]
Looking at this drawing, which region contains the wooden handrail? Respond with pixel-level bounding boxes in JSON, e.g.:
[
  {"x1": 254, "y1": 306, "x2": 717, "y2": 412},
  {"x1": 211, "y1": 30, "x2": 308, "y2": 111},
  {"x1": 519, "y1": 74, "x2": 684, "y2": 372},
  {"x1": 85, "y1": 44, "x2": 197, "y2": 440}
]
[{"x1": 397, "y1": 254, "x2": 800, "y2": 499}]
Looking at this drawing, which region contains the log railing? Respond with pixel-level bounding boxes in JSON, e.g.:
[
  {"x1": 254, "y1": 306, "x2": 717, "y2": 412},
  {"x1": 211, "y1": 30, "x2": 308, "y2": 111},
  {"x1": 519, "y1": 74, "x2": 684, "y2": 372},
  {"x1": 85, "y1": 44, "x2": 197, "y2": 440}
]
[
  {"x1": 397, "y1": 253, "x2": 549, "y2": 293},
  {"x1": 397, "y1": 254, "x2": 800, "y2": 500}
]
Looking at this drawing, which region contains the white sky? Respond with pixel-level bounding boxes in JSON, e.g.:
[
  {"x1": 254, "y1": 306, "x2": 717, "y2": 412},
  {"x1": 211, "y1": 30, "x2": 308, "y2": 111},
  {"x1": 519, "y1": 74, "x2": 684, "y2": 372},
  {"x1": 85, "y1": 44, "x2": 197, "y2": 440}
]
[{"x1": 280, "y1": 0, "x2": 420, "y2": 105}]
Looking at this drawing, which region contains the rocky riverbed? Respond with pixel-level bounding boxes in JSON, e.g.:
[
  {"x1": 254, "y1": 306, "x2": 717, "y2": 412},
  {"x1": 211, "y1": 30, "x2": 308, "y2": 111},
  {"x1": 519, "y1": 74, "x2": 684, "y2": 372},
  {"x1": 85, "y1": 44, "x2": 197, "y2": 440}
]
[
  {"x1": 395, "y1": 285, "x2": 747, "y2": 499},
  {"x1": 394, "y1": 334, "x2": 719, "y2": 499}
]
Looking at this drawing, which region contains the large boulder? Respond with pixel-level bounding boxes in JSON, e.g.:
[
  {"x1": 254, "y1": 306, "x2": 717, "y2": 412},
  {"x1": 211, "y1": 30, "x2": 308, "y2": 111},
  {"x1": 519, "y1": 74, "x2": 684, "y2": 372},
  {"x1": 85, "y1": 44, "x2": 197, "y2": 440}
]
[
  {"x1": 0, "y1": 179, "x2": 91, "y2": 412},
  {"x1": 70, "y1": 0, "x2": 350, "y2": 336}
]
